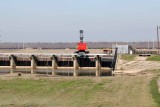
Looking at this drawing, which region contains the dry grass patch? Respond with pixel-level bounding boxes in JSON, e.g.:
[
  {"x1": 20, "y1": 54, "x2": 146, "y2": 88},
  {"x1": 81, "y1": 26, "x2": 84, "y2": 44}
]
[
  {"x1": 0, "y1": 76, "x2": 156, "y2": 107},
  {"x1": 121, "y1": 54, "x2": 137, "y2": 61}
]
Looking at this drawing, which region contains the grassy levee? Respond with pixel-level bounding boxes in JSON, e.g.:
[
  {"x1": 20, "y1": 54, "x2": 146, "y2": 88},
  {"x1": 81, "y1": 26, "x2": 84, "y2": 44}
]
[
  {"x1": 121, "y1": 54, "x2": 137, "y2": 61},
  {"x1": 150, "y1": 77, "x2": 160, "y2": 107},
  {"x1": 0, "y1": 76, "x2": 156, "y2": 107},
  {"x1": 147, "y1": 55, "x2": 160, "y2": 61}
]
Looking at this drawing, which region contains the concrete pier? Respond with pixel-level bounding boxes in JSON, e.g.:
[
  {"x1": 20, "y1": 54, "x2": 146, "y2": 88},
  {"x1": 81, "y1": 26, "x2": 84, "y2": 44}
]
[
  {"x1": 73, "y1": 55, "x2": 79, "y2": 76},
  {"x1": 73, "y1": 55, "x2": 79, "y2": 70},
  {"x1": 10, "y1": 55, "x2": 16, "y2": 73},
  {"x1": 95, "y1": 70, "x2": 100, "y2": 77},
  {"x1": 52, "y1": 55, "x2": 58, "y2": 76},
  {"x1": 52, "y1": 55, "x2": 58, "y2": 69},
  {"x1": 30, "y1": 55, "x2": 37, "y2": 74},
  {"x1": 73, "y1": 70, "x2": 78, "y2": 77},
  {"x1": 95, "y1": 55, "x2": 101, "y2": 76}
]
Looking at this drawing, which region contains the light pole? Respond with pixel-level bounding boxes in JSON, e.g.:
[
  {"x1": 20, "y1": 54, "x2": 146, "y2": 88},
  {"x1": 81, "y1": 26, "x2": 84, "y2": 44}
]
[
  {"x1": 0, "y1": 30, "x2": 1, "y2": 49},
  {"x1": 157, "y1": 25, "x2": 160, "y2": 54},
  {"x1": 0, "y1": 30, "x2": 1, "y2": 42}
]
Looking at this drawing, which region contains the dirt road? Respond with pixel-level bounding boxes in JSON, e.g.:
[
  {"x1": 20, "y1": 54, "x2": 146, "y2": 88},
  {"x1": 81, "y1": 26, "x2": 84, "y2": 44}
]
[{"x1": 116, "y1": 56, "x2": 160, "y2": 74}]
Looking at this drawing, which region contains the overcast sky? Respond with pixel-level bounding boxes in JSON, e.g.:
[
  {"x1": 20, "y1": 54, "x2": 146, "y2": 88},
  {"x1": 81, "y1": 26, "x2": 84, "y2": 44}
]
[{"x1": 0, "y1": 0, "x2": 160, "y2": 42}]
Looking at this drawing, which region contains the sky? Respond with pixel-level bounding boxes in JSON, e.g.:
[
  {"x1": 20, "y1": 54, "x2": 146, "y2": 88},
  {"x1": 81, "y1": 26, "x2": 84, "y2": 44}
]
[{"x1": 0, "y1": 0, "x2": 160, "y2": 42}]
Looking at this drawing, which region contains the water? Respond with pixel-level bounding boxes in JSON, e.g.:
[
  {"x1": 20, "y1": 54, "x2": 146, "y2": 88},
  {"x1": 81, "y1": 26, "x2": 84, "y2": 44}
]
[
  {"x1": 0, "y1": 69, "x2": 10, "y2": 75},
  {"x1": 0, "y1": 69, "x2": 112, "y2": 76}
]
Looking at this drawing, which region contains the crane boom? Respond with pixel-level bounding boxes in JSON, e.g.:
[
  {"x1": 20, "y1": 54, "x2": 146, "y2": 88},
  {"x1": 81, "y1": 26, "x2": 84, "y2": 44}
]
[{"x1": 80, "y1": 30, "x2": 84, "y2": 43}]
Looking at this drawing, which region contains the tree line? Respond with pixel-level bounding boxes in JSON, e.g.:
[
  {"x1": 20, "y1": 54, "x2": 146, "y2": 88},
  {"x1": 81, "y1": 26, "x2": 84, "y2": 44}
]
[{"x1": 0, "y1": 42, "x2": 157, "y2": 49}]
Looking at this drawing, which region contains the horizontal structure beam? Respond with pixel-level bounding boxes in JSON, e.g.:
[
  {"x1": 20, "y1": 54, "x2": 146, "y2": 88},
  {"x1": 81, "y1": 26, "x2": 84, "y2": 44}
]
[{"x1": 0, "y1": 53, "x2": 113, "y2": 56}]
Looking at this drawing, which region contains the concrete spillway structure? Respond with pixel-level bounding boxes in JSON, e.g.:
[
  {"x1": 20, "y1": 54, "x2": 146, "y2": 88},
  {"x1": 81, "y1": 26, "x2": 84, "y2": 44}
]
[{"x1": 0, "y1": 50, "x2": 117, "y2": 76}]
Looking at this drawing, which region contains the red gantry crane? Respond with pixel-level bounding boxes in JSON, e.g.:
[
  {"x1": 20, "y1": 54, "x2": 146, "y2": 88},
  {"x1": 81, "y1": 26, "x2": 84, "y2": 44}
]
[{"x1": 75, "y1": 30, "x2": 89, "y2": 54}]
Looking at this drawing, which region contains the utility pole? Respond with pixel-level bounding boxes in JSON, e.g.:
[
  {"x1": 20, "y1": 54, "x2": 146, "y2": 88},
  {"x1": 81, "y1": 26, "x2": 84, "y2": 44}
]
[
  {"x1": 0, "y1": 30, "x2": 1, "y2": 42},
  {"x1": 148, "y1": 41, "x2": 149, "y2": 50},
  {"x1": 157, "y1": 25, "x2": 160, "y2": 54},
  {"x1": 153, "y1": 37, "x2": 154, "y2": 49}
]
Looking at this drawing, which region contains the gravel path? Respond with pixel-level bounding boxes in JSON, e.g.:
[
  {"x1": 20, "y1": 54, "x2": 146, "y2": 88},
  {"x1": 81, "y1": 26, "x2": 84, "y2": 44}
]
[{"x1": 116, "y1": 56, "x2": 160, "y2": 74}]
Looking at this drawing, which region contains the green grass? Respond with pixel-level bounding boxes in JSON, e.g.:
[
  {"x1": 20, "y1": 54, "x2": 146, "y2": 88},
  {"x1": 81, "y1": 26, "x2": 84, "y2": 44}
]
[
  {"x1": 147, "y1": 55, "x2": 160, "y2": 61},
  {"x1": 0, "y1": 76, "x2": 157, "y2": 107},
  {"x1": 150, "y1": 77, "x2": 160, "y2": 107},
  {"x1": 121, "y1": 54, "x2": 137, "y2": 61}
]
